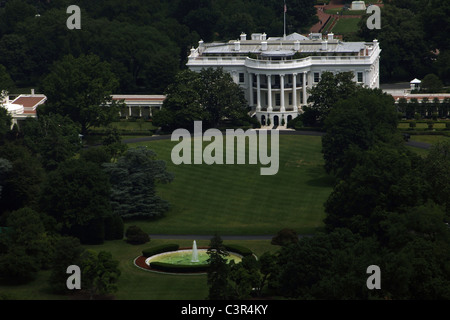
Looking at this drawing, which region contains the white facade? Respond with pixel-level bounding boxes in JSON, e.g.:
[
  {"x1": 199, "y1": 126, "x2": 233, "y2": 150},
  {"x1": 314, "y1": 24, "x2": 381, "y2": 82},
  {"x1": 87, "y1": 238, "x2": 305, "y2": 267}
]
[
  {"x1": 187, "y1": 32, "x2": 381, "y2": 125},
  {"x1": 111, "y1": 94, "x2": 165, "y2": 119}
]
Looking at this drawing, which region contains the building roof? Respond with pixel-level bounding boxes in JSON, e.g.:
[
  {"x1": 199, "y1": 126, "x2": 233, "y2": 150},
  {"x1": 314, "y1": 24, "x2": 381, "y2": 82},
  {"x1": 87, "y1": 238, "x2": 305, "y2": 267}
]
[
  {"x1": 11, "y1": 95, "x2": 46, "y2": 109},
  {"x1": 111, "y1": 95, "x2": 165, "y2": 102},
  {"x1": 7, "y1": 93, "x2": 47, "y2": 117},
  {"x1": 199, "y1": 32, "x2": 367, "y2": 56}
]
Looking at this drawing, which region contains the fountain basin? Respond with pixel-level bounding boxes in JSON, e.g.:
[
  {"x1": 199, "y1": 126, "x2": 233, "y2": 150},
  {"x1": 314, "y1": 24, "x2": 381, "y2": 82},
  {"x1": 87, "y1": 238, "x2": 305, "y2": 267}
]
[
  {"x1": 144, "y1": 248, "x2": 243, "y2": 274},
  {"x1": 146, "y1": 249, "x2": 242, "y2": 266}
]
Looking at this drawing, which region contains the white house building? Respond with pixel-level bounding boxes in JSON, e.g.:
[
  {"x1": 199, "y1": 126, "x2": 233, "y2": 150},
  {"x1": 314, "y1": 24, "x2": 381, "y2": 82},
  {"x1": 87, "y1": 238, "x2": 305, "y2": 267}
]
[{"x1": 187, "y1": 32, "x2": 381, "y2": 125}]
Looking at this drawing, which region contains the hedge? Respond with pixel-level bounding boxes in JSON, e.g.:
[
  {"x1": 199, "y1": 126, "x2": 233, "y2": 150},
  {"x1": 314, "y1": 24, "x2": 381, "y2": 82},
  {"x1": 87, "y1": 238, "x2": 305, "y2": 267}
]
[
  {"x1": 149, "y1": 261, "x2": 209, "y2": 273},
  {"x1": 224, "y1": 244, "x2": 253, "y2": 257},
  {"x1": 142, "y1": 244, "x2": 179, "y2": 257}
]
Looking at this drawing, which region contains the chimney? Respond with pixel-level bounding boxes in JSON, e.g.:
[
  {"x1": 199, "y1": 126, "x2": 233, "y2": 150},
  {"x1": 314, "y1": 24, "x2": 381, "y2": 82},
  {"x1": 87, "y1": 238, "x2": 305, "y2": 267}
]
[
  {"x1": 198, "y1": 40, "x2": 204, "y2": 54},
  {"x1": 261, "y1": 41, "x2": 268, "y2": 51},
  {"x1": 31, "y1": 88, "x2": 35, "y2": 96},
  {"x1": 240, "y1": 33, "x2": 247, "y2": 41},
  {"x1": 321, "y1": 40, "x2": 328, "y2": 51},
  {"x1": 328, "y1": 33, "x2": 334, "y2": 41},
  {"x1": 234, "y1": 40, "x2": 241, "y2": 51},
  {"x1": 262, "y1": 33, "x2": 267, "y2": 41},
  {"x1": 294, "y1": 40, "x2": 300, "y2": 51}
]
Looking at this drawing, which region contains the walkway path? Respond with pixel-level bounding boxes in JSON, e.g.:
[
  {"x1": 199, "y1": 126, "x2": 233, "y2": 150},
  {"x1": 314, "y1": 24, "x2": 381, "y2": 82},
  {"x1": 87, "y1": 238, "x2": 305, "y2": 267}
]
[{"x1": 309, "y1": 0, "x2": 383, "y2": 34}]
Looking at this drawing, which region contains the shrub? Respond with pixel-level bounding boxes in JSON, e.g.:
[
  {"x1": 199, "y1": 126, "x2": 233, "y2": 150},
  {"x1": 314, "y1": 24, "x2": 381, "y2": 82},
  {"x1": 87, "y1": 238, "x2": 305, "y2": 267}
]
[
  {"x1": 271, "y1": 228, "x2": 299, "y2": 246},
  {"x1": 149, "y1": 261, "x2": 209, "y2": 273},
  {"x1": 142, "y1": 244, "x2": 180, "y2": 257},
  {"x1": 125, "y1": 225, "x2": 150, "y2": 245},
  {"x1": 427, "y1": 121, "x2": 434, "y2": 130},
  {"x1": 224, "y1": 244, "x2": 253, "y2": 257},
  {"x1": 409, "y1": 121, "x2": 416, "y2": 128},
  {"x1": 104, "y1": 214, "x2": 124, "y2": 240},
  {"x1": 446, "y1": 122, "x2": 450, "y2": 130},
  {"x1": 287, "y1": 116, "x2": 303, "y2": 129}
]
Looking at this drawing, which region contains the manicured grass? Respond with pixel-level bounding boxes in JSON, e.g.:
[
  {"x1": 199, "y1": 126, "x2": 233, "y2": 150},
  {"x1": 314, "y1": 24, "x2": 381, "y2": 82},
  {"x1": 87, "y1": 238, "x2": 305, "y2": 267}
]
[
  {"x1": 398, "y1": 122, "x2": 447, "y2": 129},
  {"x1": 0, "y1": 134, "x2": 332, "y2": 300},
  {"x1": 410, "y1": 135, "x2": 450, "y2": 145},
  {"x1": 0, "y1": 239, "x2": 280, "y2": 300},
  {"x1": 331, "y1": 18, "x2": 361, "y2": 34},
  {"x1": 126, "y1": 135, "x2": 334, "y2": 236}
]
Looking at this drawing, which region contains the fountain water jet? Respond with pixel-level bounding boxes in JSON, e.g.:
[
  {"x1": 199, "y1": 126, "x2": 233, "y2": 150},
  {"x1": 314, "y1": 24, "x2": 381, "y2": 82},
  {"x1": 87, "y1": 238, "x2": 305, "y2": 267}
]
[{"x1": 191, "y1": 240, "x2": 199, "y2": 263}]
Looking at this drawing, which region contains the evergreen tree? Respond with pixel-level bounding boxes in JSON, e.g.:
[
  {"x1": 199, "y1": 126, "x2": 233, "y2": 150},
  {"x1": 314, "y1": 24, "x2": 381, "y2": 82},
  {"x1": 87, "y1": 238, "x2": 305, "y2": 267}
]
[{"x1": 103, "y1": 147, "x2": 173, "y2": 220}]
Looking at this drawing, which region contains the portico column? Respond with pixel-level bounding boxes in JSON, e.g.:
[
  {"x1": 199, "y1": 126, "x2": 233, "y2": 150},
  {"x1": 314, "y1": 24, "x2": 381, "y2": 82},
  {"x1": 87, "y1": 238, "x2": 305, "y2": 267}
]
[
  {"x1": 129, "y1": 106, "x2": 132, "y2": 117},
  {"x1": 249, "y1": 73, "x2": 254, "y2": 107},
  {"x1": 280, "y1": 74, "x2": 285, "y2": 112},
  {"x1": 293, "y1": 73, "x2": 297, "y2": 111},
  {"x1": 256, "y1": 74, "x2": 261, "y2": 111},
  {"x1": 267, "y1": 74, "x2": 273, "y2": 112},
  {"x1": 303, "y1": 72, "x2": 307, "y2": 105}
]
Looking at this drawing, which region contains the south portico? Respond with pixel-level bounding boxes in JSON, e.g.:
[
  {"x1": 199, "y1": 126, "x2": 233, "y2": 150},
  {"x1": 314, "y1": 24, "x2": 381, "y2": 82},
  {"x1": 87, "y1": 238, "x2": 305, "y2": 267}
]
[{"x1": 247, "y1": 70, "x2": 310, "y2": 124}]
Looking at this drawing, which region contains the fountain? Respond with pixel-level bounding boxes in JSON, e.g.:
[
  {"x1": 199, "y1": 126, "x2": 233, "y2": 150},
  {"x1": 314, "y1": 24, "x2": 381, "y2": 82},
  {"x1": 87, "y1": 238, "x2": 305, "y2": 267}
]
[
  {"x1": 191, "y1": 240, "x2": 199, "y2": 263},
  {"x1": 140, "y1": 241, "x2": 244, "y2": 274}
]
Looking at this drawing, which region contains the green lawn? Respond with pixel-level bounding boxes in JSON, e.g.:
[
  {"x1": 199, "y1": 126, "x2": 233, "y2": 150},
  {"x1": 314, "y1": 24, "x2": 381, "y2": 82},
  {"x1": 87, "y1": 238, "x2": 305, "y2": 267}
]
[
  {"x1": 398, "y1": 122, "x2": 447, "y2": 129},
  {"x1": 0, "y1": 239, "x2": 280, "y2": 300},
  {"x1": 0, "y1": 134, "x2": 333, "y2": 300},
  {"x1": 410, "y1": 135, "x2": 450, "y2": 145},
  {"x1": 331, "y1": 18, "x2": 361, "y2": 34},
  {"x1": 126, "y1": 135, "x2": 334, "y2": 235}
]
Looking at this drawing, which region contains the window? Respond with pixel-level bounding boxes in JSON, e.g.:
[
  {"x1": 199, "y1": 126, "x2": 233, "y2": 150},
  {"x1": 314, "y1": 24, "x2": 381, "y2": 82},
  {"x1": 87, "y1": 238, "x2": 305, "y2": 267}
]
[
  {"x1": 289, "y1": 93, "x2": 293, "y2": 105},
  {"x1": 314, "y1": 72, "x2": 320, "y2": 83},
  {"x1": 357, "y1": 72, "x2": 363, "y2": 83},
  {"x1": 275, "y1": 93, "x2": 281, "y2": 106},
  {"x1": 239, "y1": 73, "x2": 245, "y2": 83}
]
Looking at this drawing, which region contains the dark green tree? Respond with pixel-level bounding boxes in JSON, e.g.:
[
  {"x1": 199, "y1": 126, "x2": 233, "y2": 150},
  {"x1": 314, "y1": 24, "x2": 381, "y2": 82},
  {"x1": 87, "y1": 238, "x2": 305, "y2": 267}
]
[
  {"x1": 80, "y1": 250, "x2": 121, "y2": 300},
  {"x1": 0, "y1": 207, "x2": 51, "y2": 283},
  {"x1": 39, "y1": 158, "x2": 112, "y2": 244},
  {"x1": 420, "y1": 74, "x2": 443, "y2": 93},
  {"x1": 40, "y1": 54, "x2": 120, "y2": 135},
  {"x1": 321, "y1": 88, "x2": 398, "y2": 177},
  {"x1": 206, "y1": 234, "x2": 232, "y2": 300},
  {"x1": 0, "y1": 64, "x2": 14, "y2": 92},
  {"x1": 103, "y1": 147, "x2": 173, "y2": 220},
  {"x1": 20, "y1": 114, "x2": 81, "y2": 170},
  {"x1": 198, "y1": 67, "x2": 248, "y2": 128},
  {"x1": 152, "y1": 69, "x2": 204, "y2": 132},
  {"x1": 48, "y1": 236, "x2": 84, "y2": 293},
  {"x1": 0, "y1": 142, "x2": 45, "y2": 214},
  {"x1": 306, "y1": 71, "x2": 360, "y2": 126}
]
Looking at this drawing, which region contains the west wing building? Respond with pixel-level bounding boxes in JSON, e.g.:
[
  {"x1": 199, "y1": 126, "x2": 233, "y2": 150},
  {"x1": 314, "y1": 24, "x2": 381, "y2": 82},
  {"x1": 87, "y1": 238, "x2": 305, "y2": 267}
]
[{"x1": 187, "y1": 32, "x2": 381, "y2": 125}]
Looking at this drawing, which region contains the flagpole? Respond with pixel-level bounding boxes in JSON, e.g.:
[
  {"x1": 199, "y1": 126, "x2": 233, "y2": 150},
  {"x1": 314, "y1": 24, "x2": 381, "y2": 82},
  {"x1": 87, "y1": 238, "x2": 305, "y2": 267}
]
[{"x1": 283, "y1": 0, "x2": 286, "y2": 40}]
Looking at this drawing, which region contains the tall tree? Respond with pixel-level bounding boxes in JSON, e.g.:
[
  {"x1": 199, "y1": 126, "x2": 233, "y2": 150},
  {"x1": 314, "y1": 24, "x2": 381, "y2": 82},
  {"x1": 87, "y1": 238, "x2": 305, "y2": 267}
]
[
  {"x1": 20, "y1": 114, "x2": 81, "y2": 171},
  {"x1": 103, "y1": 147, "x2": 173, "y2": 220},
  {"x1": 40, "y1": 158, "x2": 112, "y2": 244},
  {"x1": 306, "y1": 71, "x2": 360, "y2": 126},
  {"x1": 80, "y1": 250, "x2": 121, "y2": 300},
  {"x1": 40, "y1": 54, "x2": 120, "y2": 135},
  {"x1": 0, "y1": 207, "x2": 51, "y2": 283},
  {"x1": 206, "y1": 234, "x2": 231, "y2": 300},
  {"x1": 321, "y1": 88, "x2": 399, "y2": 177}
]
